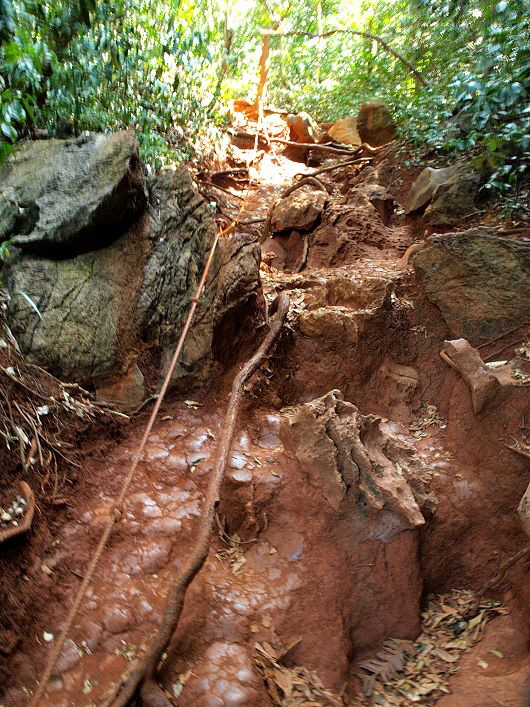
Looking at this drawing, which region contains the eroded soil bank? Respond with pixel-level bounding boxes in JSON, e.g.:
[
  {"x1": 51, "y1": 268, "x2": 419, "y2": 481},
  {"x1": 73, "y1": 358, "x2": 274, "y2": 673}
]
[{"x1": 1, "y1": 136, "x2": 529, "y2": 706}]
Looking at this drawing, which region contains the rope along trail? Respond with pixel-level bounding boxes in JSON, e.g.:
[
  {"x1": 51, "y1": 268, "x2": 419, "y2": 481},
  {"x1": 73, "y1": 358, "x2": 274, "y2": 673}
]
[
  {"x1": 29, "y1": 146, "x2": 262, "y2": 705},
  {"x1": 108, "y1": 293, "x2": 290, "y2": 707}
]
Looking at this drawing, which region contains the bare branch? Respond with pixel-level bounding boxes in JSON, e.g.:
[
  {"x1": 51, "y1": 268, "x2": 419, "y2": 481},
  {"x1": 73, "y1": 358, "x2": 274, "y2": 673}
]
[{"x1": 263, "y1": 29, "x2": 429, "y2": 87}]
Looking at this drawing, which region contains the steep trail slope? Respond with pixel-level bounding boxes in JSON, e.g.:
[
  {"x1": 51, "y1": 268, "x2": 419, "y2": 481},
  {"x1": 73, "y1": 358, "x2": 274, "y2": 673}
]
[{"x1": 2, "y1": 143, "x2": 530, "y2": 706}]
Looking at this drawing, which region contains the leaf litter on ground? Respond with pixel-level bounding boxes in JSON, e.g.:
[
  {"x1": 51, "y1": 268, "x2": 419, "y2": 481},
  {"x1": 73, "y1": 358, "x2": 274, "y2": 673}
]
[
  {"x1": 252, "y1": 589, "x2": 505, "y2": 706},
  {"x1": 358, "y1": 589, "x2": 507, "y2": 705},
  {"x1": 255, "y1": 639, "x2": 343, "y2": 706},
  {"x1": 409, "y1": 403, "x2": 446, "y2": 439}
]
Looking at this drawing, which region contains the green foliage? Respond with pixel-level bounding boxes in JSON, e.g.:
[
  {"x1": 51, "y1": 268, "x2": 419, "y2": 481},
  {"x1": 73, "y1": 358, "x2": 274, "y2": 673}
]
[
  {"x1": 0, "y1": 0, "x2": 230, "y2": 168},
  {"x1": 0, "y1": 0, "x2": 528, "y2": 204},
  {"x1": 447, "y1": 0, "x2": 530, "y2": 194},
  {"x1": 260, "y1": 0, "x2": 529, "y2": 200}
]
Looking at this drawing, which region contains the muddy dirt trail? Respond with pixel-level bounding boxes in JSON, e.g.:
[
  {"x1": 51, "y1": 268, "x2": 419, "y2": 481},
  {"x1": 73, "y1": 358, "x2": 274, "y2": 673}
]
[{"x1": 2, "y1": 144, "x2": 530, "y2": 706}]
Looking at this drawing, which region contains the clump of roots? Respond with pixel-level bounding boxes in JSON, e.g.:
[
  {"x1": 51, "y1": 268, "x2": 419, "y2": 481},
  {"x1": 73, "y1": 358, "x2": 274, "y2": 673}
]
[{"x1": 0, "y1": 314, "x2": 123, "y2": 506}]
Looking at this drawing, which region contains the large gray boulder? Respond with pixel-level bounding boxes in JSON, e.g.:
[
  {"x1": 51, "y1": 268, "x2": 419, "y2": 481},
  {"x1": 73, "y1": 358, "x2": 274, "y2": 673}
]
[
  {"x1": 4, "y1": 218, "x2": 146, "y2": 383},
  {"x1": 3, "y1": 142, "x2": 261, "y2": 398},
  {"x1": 0, "y1": 131, "x2": 147, "y2": 254},
  {"x1": 415, "y1": 227, "x2": 530, "y2": 342},
  {"x1": 405, "y1": 163, "x2": 479, "y2": 224},
  {"x1": 405, "y1": 166, "x2": 458, "y2": 214}
]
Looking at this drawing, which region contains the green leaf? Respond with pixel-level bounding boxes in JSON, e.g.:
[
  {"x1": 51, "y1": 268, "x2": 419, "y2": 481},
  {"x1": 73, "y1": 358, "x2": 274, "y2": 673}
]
[
  {"x1": 15, "y1": 289, "x2": 42, "y2": 319},
  {"x1": 0, "y1": 122, "x2": 17, "y2": 141}
]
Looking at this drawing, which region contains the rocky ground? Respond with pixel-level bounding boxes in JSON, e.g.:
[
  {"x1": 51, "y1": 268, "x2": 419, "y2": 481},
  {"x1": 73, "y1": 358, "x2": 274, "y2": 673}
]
[{"x1": 0, "y1": 114, "x2": 529, "y2": 706}]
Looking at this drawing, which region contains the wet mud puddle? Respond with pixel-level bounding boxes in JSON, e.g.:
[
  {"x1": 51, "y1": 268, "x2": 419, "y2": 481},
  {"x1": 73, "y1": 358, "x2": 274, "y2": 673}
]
[{"x1": 29, "y1": 404, "x2": 306, "y2": 706}]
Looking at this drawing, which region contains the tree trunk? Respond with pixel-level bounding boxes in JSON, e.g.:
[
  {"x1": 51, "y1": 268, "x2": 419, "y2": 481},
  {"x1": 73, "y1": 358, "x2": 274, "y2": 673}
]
[{"x1": 255, "y1": 31, "x2": 271, "y2": 125}]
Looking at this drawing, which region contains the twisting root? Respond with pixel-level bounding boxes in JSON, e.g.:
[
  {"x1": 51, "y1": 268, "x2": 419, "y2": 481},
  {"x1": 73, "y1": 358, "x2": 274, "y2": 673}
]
[
  {"x1": 285, "y1": 176, "x2": 333, "y2": 196},
  {"x1": 108, "y1": 294, "x2": 290, "y2": 707},
  {"x1": 462, "y1": 545, "x2": 530, "y2": 620}
]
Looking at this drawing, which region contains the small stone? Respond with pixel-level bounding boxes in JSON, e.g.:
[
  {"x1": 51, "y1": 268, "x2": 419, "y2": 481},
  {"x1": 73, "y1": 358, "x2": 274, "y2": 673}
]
[
  {"x1": 55, "y1": 639, "x2": 82, "y2": 672},
  {"x1": 102, "y1": 604, "x2": 134, "y2": 634}
]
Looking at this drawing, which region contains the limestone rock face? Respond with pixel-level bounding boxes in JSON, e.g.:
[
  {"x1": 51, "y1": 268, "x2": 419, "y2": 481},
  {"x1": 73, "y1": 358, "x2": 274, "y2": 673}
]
[
  {"x1": 271, "y1": 188, "x2": 327, "y2": 232},
  {"x1": 357, "y1": 102, "x2": 396, "y2": 146},
  {"x1": 281, "y1": 389, "x2": 430, "y2": 524},
  {"x1": 3, "y1": 144, "x2": 261, "y2": 395},
  {"x1": 415, "y1": 227, "x2": 530, "y2": 343},
  {"x1": 0, "y1": 131, "x2": 147, "y2": 254}
]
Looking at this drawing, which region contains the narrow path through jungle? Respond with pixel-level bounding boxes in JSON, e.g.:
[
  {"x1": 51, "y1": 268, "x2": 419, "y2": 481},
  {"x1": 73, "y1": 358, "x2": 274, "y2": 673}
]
[{"x1": 4, "y1": 140, "x2": 530, "y2": 707}]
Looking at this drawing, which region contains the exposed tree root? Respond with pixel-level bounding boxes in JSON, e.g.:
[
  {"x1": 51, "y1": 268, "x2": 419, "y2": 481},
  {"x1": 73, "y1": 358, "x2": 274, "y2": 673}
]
[
  {"x1": 463, "y1": 546, "x2": 530, "y2": 619},
  {"x1": 209, "y1": 167, "x2": 249, "y2": 180},
  {"x1": 300, "y1": 156, "x2": 373, "y2": 179},
  {"x1": 477, "y1": 322, "x2": 530, "y2": 350},
  {"x1": 107, "y1": 294, "x2": 290, "y2": 707},
  {"x1": 0, "y1": 481, "x2": 35, "y2": 544},
  {"x1": 295, "y1": 234, "x2": 310, "y2": 273},
  {"x1": 284, "y1": 175, "x2": 333, "y2": 196},
  {"x1": 398, "y1": 242, "x2": 426, "y2": 269},
  {"x1": 230, "y1": 130, "x2": 359, "y2": 155},
  {"x1": 200, "y1": 181, "x2": 245, "y2": 200}
]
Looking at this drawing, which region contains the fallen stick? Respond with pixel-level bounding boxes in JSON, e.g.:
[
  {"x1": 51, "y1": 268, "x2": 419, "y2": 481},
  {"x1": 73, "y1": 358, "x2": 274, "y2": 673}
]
[
  {"x1": 299, "y1": 156, "x2": 373, "y2": 179},
  {"x1": 109, "y1": 294, "x2": 290, "y2": 707},
  {"x1": 230, "y1": 130, "x2": 358, "y2": 155},
  {"x1": 0, "y1": 481, "x2": 35, "y2": 544},
  {"x1": 210, "y1": 167, "x2": 249, "y2": 180}
]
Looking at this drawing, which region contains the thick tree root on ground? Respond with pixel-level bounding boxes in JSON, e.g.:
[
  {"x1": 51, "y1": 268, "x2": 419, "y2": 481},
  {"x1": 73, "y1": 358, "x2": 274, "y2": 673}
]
[
  {"x1": 299, "y1": 156, "x2": 373, "y2": 179},
  {"x1": 107, "y1": 294, "x2": 290, "y2": 707}
]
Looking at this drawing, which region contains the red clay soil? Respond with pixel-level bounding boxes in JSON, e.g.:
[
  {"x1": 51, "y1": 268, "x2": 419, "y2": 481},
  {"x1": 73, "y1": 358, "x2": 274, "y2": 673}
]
[{"x1": 1, "y1": 142, "x2": 529, "y2": 706}]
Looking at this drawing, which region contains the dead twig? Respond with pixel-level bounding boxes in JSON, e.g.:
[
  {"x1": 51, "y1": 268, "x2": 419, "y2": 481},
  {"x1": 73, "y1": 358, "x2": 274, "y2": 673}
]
[
  {"x1": 0, "y1": 481, "x2": 35, "y2": 544},
  {"x1": 108, "y1": 294, "x2": 290, "y2": 707},
  {"x1": 295, "y1": 234, "x2": 310, "y2": 273},
  {"x1": 230, "y1": 130, "x2": 358, "y2": 155},
  {"x1": 299, "y1": 156, "x2": 373, "y2": 179}
]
